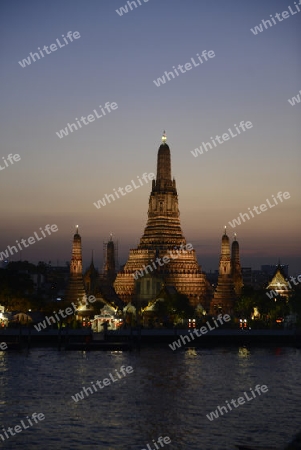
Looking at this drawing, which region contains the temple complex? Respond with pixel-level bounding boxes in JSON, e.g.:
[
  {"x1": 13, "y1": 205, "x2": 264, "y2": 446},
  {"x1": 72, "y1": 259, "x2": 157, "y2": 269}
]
[{"x1": 63, "y1": 134, "x2": 247, "y2": 318}]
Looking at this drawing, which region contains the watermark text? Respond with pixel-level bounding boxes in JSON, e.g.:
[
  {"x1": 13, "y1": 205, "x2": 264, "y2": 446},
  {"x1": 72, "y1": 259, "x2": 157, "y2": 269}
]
[
  {"x1": 169, "y1": 314, "x2": 231, "y2": 351},
  {"x1": 18, "y1": 31, "x2": 81, "y2": 68},
  {"x1": 206, "y1": 384, "x2": 268, "y2": 421},
  {"x1": 153, "y1": 50, "x2": 215, "y2": 87},
  {"x1": 116, "y1": 0, "x2": 149, "y2": 17},
  {"x1": 288, "y1": 89, "x2": 301, "y2": 106},
  {"x1": 191, "y1": 121, "x2": 253, "y2": 157},
  {"x1": 0, "y1": 154, "x2": 21, "y2": 172},
  {"x1": 250, "y1": 2, "x2": 301, "y2": 35},
  {"x1": 56, "y1": 102, "x2": 118, "y2": 139},
  {"x1": 71, "y1": 365, "x2": 134, "y2": 402},
  {"x1": 34, "y1": 295, "x2": 96, "y2": 331},
  {"x1": 133, "y1": 243, "x2": 193, "y2": 280},
  {"x1": 94, "y1": 172, "x2": 154, "y2": 209},
  {"x1": 228, "y1": 192, "x2": 290, "y2": 228},
  {"x1": 141, "y1": 435, "x2": 171, "y2": 450},
  {"x1": 0, "y1": 224, "x2": 58, "y2": 261},
  {"x1": 0, "y1": 412, "x2": 45, "y2": 442},
  {"x1": 266, "y1": 275, "x2": 301, "y2": 298}
]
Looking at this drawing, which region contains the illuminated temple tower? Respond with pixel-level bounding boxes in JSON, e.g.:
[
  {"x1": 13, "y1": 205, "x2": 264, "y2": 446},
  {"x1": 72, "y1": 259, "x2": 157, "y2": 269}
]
[
  {"x1": 64, "y1": 226, "x2": 86, "y2": 303},
  {"x1": 210, "y1": 228, "x2": 237, "y2": 315},
  {"x1": 231, "y1": 234, "x2": 243, "y2": 296},
  {"x1": 114, "y1": 133, "x2": 211, "y2": 307}
]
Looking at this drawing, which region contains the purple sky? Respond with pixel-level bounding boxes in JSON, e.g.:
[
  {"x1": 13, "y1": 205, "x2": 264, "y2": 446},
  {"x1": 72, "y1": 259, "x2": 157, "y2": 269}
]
[{"x1": 0, "y1": 0, "x2": 300, "y2": 275}]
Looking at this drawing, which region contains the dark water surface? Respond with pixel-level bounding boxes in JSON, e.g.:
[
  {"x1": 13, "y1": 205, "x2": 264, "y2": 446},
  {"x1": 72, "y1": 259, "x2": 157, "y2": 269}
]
[{"x1": 0, "y1": 346, "x2": 300, "y2": 450}]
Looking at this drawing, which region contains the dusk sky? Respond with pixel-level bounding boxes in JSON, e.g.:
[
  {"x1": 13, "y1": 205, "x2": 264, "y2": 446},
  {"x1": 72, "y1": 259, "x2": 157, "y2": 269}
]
[{"x1": 1, "y1": 0, "x2": 300, "y2": 274}]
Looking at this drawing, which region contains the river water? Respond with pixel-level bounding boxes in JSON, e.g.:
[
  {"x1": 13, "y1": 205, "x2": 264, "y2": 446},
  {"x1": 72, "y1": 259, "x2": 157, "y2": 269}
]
[{"x1": 0, "y1": 345, "x2": 300, "y2": 450}]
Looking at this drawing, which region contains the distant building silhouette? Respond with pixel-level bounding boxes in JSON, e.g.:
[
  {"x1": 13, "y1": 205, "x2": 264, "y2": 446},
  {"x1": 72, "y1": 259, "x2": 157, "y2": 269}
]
[
  {"x1": 241, "y1": 267, "x2": 252, "y2": 287},
  {"x1": 103, "y1": 234, "x2": 118, "y2": 285},
  {"x1": 83, "y1": 252, "x2": 99, "y2": 296}
]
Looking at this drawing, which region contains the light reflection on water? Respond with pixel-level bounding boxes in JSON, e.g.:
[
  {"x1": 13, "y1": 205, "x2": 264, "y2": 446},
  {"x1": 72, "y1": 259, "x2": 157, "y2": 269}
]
[{"x1": 0, "y1": 346, "x2": 300, "y2": 449}]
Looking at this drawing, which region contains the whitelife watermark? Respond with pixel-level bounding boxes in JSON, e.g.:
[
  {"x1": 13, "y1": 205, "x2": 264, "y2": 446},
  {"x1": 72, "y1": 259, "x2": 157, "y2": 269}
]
[
  {"x1": 93, "y1": 172, "x2": 155, "y2": 209},
  {"x1": 153, "y1": 50, "x2": 215, "y2": 87},
  {"x1": 169, "y1": 314, "x2": 231, "y2": 351},
  {"x1": 191, "y1": 120, "x2": 253, "y2": 157},
  {"x1": 0, "y1": 153, "x2": 21, "y2": 172},
  {"x1": 18, "y1": 31, "x2": 81, "y2": 68},
  {"x1": 0, "y1": 342, "x2": 8, "y2": 351},
  {"x1": 56, "y1": 102, "x2": 118, "y2": 139},
  {"x1": 141, "y1": 435, "x2": 171, "y2": 450},
  {"x1": 228, "y1": 191, "x2": 291, "y2": 228},
  {"x1": 116, "y1": 0, "x2": 149, "y2": 17},
  {"x1": 288, "y1": 89, "x2": 301, "y2": 106},
  {"x1": 250, "y1": 1, "x2": 301, "y2": 35},
  {"x1": 34, "y1": 295, "x2": 97, "y2": 331},
  {"x1": 206, "y1": 384, "x2": 269, "y2": 421},
  {"x1": 266, "y1": 275, "x2": 301, "y2": 299},
  {"x1": 71, "y1": 365, "x2": 134, "y2": 402},
  {"x1": 0, "y1": 412, "x2": 45, "y2": 443},
  {"x1": 0, "y1": 224, "x2": 58, "y2": 261},
  {"x1": 133, "y1": 243, "x2": 193, "y2": 280}
]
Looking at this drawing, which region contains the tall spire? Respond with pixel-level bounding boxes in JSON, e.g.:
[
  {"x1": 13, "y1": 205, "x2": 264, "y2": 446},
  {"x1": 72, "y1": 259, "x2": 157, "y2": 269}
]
[
  {"x1": 220, "y1": 228, "x2": 231, "y2": 270},
  {"x1": 71, "y1": 227, "x2": 83, "y2": 274},
  {"x1": 138, "y1": 137, "x2": 184, "y2": 248},
  {"x1": 104, "y1": 235, "x2": 116, "y2": 284},
  {"x1": 231, "y1": 234, "x2": 243, "y2": 296},
  {"x1": 210, "y1": 231, "x2": 236, "y2": 315},
  {"x1": 114, "y1": 135, "x2": 211, "y2": 308},
  {"x1": 156, "y1": 131, "x2": 171, "y2": 182},
  {"x1": 64, "y1": 227, "x2": 86, "y2": 304},
  {"x1": 231, "y1": 236, "x2": 240, "y2": 265}
]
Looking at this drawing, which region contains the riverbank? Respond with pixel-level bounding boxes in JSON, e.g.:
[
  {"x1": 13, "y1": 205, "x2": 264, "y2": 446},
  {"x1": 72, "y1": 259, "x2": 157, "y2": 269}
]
[{"x1": 0, "y1": 328, "x2": 300, "y2": 350}]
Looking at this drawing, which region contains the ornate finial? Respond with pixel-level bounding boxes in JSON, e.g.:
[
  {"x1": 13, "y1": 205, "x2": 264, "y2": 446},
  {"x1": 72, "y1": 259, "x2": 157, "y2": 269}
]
[
  {"x1": 162, "y1": 130, "x2": 167, "y2": 143},
  {"x1": 76, "y1": 225, "x2": 79, "y2": 234},
  {"x1": 224, "y1": 226, "x2": 227, "y2": 235}
]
